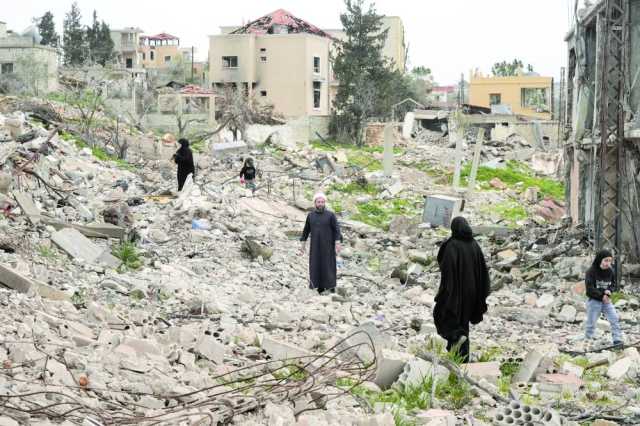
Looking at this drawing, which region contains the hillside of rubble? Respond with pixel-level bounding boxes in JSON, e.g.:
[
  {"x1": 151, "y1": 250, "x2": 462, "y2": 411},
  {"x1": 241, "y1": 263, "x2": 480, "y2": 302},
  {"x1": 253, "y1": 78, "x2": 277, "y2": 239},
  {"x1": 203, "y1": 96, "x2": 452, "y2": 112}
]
[{"x1": 0, "y1": 95, "x2": 639, "y2": 426}]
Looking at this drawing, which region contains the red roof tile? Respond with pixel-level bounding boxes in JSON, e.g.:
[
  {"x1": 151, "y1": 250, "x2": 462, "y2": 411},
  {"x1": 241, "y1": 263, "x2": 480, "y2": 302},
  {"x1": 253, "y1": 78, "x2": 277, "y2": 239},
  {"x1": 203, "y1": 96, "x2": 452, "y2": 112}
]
[{"x1": 231, "y1": 9, "x2": 333, "y2": 39}]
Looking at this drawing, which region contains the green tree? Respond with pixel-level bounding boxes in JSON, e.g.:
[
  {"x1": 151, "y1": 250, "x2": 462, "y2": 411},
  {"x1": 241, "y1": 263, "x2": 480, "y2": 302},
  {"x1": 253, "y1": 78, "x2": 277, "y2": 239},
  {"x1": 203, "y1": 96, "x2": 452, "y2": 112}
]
[
  {"x1": 491, "y1": 59, "x2": 534, "y2": 77},
  {"x1": 63, "y1": 2, "x2": 87, "y2": 66},
  {"x1": 411, "y1": 66, "x2": 431, "y2": 77},
  {"x1": 37, "y1": 11, "x2": 59, "y2": 48},
  {"x1": 95, "y1": 21, "x2": 114, "y2": 66},
  {"x1": 331, "y1": 0, "x2": 389, "y2": 146}
]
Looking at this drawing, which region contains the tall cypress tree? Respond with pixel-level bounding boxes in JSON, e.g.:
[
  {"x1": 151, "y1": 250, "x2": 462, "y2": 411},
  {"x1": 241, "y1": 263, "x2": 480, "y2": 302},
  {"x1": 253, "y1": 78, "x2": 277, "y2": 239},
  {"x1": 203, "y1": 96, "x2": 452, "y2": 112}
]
[
  {"x1": 96, "y1": 21, "x2": 114, "y2": 66},
  {"x1": 331, "y1": 0, "x2": 389, "y2": 145},
  {"x1": 86, "y1": 10, "x2": 100, "y2": 63},
  {"x1": 37, "y1": 12, "x2": 59, "y2": 48},
  {"x1": 62, "y1": 2, "x2": 86, "y2": 66}
]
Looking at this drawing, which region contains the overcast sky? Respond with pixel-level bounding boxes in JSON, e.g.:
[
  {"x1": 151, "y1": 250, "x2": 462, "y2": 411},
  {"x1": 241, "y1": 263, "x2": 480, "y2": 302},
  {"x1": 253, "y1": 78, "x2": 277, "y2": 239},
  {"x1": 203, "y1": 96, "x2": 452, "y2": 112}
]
[{"x1": 6, "y1": 0, "x2": 579, "y2": 85}]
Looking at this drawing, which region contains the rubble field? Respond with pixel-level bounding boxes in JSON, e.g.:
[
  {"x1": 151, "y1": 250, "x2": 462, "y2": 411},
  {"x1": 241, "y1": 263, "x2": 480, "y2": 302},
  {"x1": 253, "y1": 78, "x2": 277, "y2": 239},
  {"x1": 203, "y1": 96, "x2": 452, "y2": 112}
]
[{"x1": 0, "y1": 96, "x2": 639, "y2": 426}]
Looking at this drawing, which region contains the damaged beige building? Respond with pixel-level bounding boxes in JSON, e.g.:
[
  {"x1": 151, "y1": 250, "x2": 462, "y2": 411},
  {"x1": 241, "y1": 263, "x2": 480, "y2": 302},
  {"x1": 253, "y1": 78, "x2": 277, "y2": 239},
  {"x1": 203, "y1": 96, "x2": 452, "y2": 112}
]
[{"x1": 0, "y1": 21, "x2": 58, "y2": 93}]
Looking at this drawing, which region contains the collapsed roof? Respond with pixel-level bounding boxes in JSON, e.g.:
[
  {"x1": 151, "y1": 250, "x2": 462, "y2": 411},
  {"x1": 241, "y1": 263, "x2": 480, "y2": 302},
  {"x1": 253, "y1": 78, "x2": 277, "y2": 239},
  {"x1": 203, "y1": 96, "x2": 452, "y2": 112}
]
[{"x1": 230, "y1": 9, "x2": 333, "y2": 39}]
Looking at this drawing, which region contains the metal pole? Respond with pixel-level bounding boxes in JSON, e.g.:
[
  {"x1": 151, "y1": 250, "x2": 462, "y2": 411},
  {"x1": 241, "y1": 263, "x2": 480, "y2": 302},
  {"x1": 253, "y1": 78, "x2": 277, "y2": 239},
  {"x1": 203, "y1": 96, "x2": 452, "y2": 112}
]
[
  {"x1": 467, "y1": 129, "x2": 485, "y2": 193},
  {"x1": 191, "y1": 46, "x2": 194, "y2": 83}
]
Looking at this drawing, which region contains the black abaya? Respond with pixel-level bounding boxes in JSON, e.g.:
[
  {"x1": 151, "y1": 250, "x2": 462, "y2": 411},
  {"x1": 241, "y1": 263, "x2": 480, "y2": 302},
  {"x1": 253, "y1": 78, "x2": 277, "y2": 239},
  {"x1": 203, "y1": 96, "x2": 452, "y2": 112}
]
[
  {"x1": 433, "y1": 217, "x2": 490, "y2": 362},
  {"x1": 174, "y1": 143, "x2": 195, "y2": 191},
  {"x1": 300, "y1": 209, "x2": 342, "y2": 292}
]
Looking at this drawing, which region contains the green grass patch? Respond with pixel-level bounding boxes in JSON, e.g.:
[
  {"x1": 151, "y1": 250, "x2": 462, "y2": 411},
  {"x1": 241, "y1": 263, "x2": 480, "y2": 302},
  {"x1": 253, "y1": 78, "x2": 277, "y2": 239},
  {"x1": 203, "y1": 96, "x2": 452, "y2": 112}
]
[
  {"x1": 461, "y1": 160, "x2": 564, "y2": 200},
  {"x1": 476, "y1": 346, "x2": 503, "y2": 362},
  {"x1": 482, "y1": 201, "x2": 528, "y2": 226},
  {"x1": 330, "y1": 181, "x2": 380, "y2": 196},
  {"x1": 113, "y1": 241, "x2": 143, "y2": 272},
  {"x1": 331, "y1": 199, "x2": 344, "y2": 214},
  {"x1": 610, "y1": 291, "x2": 627, "y2": 304},
  {"x1": 272, "y1": 366, "x2": 309, "y2": 382},
  {"x1": 352, "y1": 198, "x2": 420, "y2": 230}
]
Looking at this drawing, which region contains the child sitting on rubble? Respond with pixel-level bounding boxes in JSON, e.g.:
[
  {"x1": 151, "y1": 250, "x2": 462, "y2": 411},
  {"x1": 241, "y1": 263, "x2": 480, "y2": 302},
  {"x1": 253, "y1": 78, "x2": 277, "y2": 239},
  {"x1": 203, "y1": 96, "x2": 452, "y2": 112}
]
[
  {"x1": 239, "y1": 158, "x2": 258, "y2": 194},
  {"x1": 584, "y1": 249, "x2": 623, "y2": 346}
]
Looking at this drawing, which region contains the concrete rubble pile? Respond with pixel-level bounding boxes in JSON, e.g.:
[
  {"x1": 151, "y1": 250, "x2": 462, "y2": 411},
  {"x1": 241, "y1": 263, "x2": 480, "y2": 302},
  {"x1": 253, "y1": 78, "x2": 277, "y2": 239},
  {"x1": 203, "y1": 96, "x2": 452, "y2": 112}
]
[{"x1": 0, "y1": 96, "x2": 638, "y2": 425}]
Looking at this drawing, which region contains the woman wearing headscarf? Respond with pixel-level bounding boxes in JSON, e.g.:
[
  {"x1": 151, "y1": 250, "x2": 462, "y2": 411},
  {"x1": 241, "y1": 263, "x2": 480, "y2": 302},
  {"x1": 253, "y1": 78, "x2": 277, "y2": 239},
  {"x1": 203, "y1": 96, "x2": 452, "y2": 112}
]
[
  {"x1": 172, "y1": 138, "x2": 195, "y2": 191},
  {"x1": 433, "y1": 216, "x2": 490, "y2": 363},
  {"x1": 584, "y1": 249, "x2": 623, "y2": 345},
  {"x1": 299, "y1": 192, "x2": 342, "y2": 294}
]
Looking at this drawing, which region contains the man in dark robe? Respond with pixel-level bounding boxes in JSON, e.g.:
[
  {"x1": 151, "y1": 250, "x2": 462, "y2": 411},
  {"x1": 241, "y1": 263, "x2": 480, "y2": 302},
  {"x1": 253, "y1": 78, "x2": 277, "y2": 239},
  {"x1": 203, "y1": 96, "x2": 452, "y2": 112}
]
[
  {"x1": 433, "y1": 216, "x2": 490, "y2": 363},
  {"x1": 172, "y1": 138, "x2": 195, "y2": 191},
  {"x1": 300, "y1": 193, "x2": 342, "y2": 294}
]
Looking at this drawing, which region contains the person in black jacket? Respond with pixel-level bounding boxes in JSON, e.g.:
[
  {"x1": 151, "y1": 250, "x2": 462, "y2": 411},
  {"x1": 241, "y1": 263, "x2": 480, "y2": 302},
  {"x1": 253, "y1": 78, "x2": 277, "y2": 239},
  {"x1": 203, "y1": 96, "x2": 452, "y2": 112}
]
[
  {"x1": 172, "y1": 138, "x2": 195, "y2": 191},
  {"x1": 584, "y1": 249, "x2": 623, "y2": 345},
  {"x1": 239, "y1": 158, "x2": 257, "y2": 194},
  {"x1": 433, "y1": 217, "x2": 490, "y2": 363}
]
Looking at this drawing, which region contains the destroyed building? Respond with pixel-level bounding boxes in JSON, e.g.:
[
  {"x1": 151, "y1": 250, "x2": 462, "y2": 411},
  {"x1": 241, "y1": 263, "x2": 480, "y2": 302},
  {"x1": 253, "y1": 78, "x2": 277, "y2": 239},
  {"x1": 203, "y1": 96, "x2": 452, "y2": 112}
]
[
  {"x1": 210, "y1": 9, "x2": 334, "y2": 118},
  {"x1": 110, "y1": 27, "x2": 144, "y2": 69},
  {"x1": 0, "y1": 21, "x2": 58, "y2": 94},
  {"x1": 564, "y1": 0, "x2": 640, "y2": 263},
  {"x1": 139, "y1": 33, "x2": 181, "y2": 69},
  {"x1": 469, "y1": 69, "x2": 554, "y2": 120}
]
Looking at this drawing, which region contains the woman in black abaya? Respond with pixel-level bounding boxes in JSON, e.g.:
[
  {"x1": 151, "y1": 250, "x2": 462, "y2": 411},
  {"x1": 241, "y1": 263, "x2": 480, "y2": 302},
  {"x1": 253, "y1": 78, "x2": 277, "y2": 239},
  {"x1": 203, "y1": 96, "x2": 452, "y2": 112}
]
[
  {"x1": 433, "y1": 216, "x2": 490, "y2": 363},
  {"x1": 172, "y1": 138, "x2": 195, "y2": 191}
]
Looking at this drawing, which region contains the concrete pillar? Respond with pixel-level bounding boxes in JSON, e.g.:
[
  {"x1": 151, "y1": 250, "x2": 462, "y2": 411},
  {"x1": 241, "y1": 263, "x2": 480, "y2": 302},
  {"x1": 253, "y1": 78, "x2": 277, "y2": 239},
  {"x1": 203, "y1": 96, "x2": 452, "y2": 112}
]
[
  {"x1": 467, "y1": 128, "x2": 485, "y2": 193},
  {"x1": 208, "y1": 95, "x2": 215, "y2": 126},
  {"x1": 383, "y1": 124, "x2": 394, "y2": 177}
]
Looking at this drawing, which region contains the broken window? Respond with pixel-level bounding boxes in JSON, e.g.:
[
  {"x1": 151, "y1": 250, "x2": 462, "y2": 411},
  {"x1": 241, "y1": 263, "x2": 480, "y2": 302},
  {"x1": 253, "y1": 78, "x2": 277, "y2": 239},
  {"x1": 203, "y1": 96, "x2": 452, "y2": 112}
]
[
  {"x1": 489, "y1": 93, "x2": 501, "y2": 105},
  {"x1": 521, "y1": 88, "x2": 549, "y2": 112},
  {"x1": 260, "y1": 90, "x2": 267, "y2": 97},
  {"x1": 1, "y1": 63, "x2": 14, "y2": 74},
  {"x1": 164, "y1": 56, "x2": 171, "y2": 63},
  {"x1": 260, "y1": 56, "x2": 267, "y2": 63},
  {"x1": 222, "y1": 56, "x2": 238, "y2": 68},
  {"x1": 313, "y1": 56, "x2": 320, "y2": 74},
  {"x1": 150, "y1": 51, "x2": 155, "y2": 61},
  {"x1": 142, "y1": 52, "x2": 146, "y2": 61},
  {"x1": 260, "y1": 48, "x2": 267, "y2": 53},
  {"x1": 313, "y1": 81, "x2": 321, "y2": 109}
]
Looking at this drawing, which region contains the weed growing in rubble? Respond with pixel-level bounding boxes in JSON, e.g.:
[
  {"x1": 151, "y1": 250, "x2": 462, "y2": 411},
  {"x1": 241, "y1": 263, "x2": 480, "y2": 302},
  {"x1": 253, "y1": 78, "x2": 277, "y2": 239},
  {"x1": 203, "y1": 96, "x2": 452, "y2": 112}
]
[
  {"x1": 476, "y1": 346, "x2": 503, "y2": 362},
  {"x1": 113, "y1": 242, "x2": 142, "y2": 272},
  {"x1": 460, "y1": 160, "x2": 565, "y2": 200},
  {"x1": 38, "y1": 245, "x2": 56, "y2": 259}
]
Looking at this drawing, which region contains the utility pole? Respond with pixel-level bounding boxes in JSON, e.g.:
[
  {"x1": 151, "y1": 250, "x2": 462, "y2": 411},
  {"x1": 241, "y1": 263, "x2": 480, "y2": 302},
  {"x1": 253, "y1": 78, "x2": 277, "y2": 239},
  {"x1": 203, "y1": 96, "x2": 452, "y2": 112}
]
[
  {"x1": 191, "y1": 46, "x2": 194, "y2": 83},
  {"x1": 458, "y1": 72, "x2": 465, "y2": 107}
]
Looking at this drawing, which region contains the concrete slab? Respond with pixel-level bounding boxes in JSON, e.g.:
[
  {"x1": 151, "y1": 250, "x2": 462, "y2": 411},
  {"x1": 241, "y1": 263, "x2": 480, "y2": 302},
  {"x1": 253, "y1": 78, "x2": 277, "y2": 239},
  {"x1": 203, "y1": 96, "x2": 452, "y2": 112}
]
[
  {"x1": 0, "y1": 264, "x2": 69, "y2": 301},
  {"x1": 13, "y1": 191, "x2": 41, "y2": 223},
  {"x1": 51, "y1": 228, "x2": 121, "y2": 268},
  {"x1": 44, "y1": 220, "x2": 126, "y2": 239}
]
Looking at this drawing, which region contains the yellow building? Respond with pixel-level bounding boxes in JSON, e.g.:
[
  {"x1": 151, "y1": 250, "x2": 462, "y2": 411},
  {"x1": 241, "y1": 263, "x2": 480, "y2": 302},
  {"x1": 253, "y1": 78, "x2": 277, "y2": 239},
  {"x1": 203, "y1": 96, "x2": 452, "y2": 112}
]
[
  {"x1": 468, "y1": 70, "x2": 553, "y2": 120},
  {"x1": 139, "y1": 33, "x2": 181, "y2": 69},
  {"x1": 209, "y1": 9, "x2": 334, "y2": 117}
]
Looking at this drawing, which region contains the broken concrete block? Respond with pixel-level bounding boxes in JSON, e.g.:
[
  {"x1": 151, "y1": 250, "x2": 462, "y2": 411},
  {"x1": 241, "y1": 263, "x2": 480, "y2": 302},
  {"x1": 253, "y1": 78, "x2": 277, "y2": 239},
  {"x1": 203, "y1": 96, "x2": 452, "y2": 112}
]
[
  {"x1": 241, "y1": 238, "x2": 273, "y2": 261},
  {"x1": 561, "y1": 361, "x2": 584, "y2": 378},
  {"x1": 51, "y1": 228, "x2": 121, "y2": 268},
  {"x1": 496, "y1": 249, "x2": 518, "y2": 265},
  {"x1": 607, "y1": 357, "x2": 633, "y2": 380},
  {"x1": 374, "y1": 349, "x2": 414, "y2": 390},
  {"x1": 0, "y1": 264, "x2": 68, "y2": 301},
  {"x1": 396, "y1": 358, "x2": 448, "y2": 389},
  {"x1": 13, "y1": 191, "x2": 41, "y2": 223},
  {"x1": 0, "y1": 416, "x2": 20, "y2": 426},
  {"x1": 512, "y1": 349, "x2": 544, "y2": 383},
  {"x1": 262, "y1": 337, "x2": 312, "y2": 361},
  {"x1": 117, "y1": 337, "x2": 161, "y2": 358},
  {"x1": 592, "y1": 420, "x2": 620, "y2": 426},
  {"x1": 338, "y1": 322, "x2": 394, "y2": 364},
  {"x1": 194, "y1": 335, "x2": 225, "y2": 364},
  {"x1": 557, "y1": 305, "x2": 577, "y2": 322},
  {"x1": 462, "y1": 361, "x2": 501, "y2": 385},
  {"x1": 489, "y1": 177, "x2": 507, "y2": 190},
  {"x1": 413, "y1": 409, "x2": 456, "y2": 426},
  {"x1": 536, "y1": 293, "x2": 555, "y2": 308},
  {"x1": 422, "y1": 195, "x2": 463, "y2": 227},
  {"x1": 537, "y1": 373, "x2": 584, "y2": 393},
  {"x1": 45, "y1": 220, "x2": 126, "y2": 240},
  {"x1": 521, "y1": 186, "x2": 539, "y2": 204}
]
